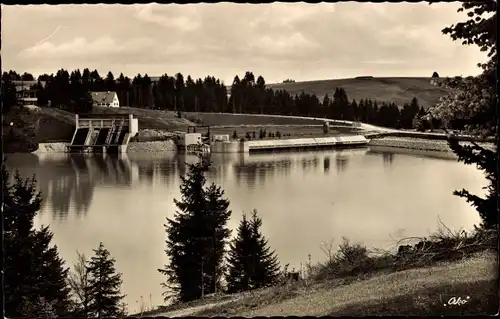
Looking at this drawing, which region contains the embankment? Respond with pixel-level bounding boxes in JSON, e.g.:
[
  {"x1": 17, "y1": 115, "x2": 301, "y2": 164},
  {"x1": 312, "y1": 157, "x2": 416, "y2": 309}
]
[
  {"x1": 32, "y1": 143, "x2": 69, "y2": 154},
  {"x1": 368, "y1": 136, "x2": 496, "y2": 153},
  {"x1": 30, "y1": 140, "x2": 177, "y2": 154}
]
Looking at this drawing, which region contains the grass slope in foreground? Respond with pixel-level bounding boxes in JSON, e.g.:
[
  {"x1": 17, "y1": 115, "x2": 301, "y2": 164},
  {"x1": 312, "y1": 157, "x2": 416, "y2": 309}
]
[
  {"x1": 267, "y1": 77, "x2": 449, "y2": 109},
  {"x1": 151, "y1": 251, "x2": 497, "y2": 317}
]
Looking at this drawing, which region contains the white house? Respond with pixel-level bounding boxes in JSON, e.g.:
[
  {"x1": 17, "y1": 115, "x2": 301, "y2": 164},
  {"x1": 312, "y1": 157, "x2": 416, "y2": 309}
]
[
  {"x1": 12, "y1": 80, "x2": 46, "y2": 107},
  {"x1": 90, "y1": 91, "x2": 120, "y2": 108}
]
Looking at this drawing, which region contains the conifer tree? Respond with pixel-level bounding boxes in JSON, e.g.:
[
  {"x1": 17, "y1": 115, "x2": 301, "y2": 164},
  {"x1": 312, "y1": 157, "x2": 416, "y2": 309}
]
[
  {"x1": 248, "y1": 210, "x2": 280, "y2": 288},
  {"x1": 86, "y1": 242, "x2": 126, "y2": 318},
  {"x1": 2, "y1": 162, "x2": 71, "y2": 318},
  {"x1": 226, "y1": 210, "x2": 280, "y2": 293},
  {"x1": 226, "y1": 214, "x2": 254, "y2": 293},
  {"x1": 427, "y1": 1, "x2": 497, "y2": 229},
  {"x1": 159, "y1": 156, "x2": 232, "y2": 303}
]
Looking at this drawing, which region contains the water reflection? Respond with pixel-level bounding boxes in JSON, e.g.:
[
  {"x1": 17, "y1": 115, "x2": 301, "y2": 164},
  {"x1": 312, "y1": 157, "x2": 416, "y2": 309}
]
[
  {"x1": 335, "y1": 153, "x2": 349, "y2": 173},
  {"x1": 382, "y1": 153, "x2": 394, "y2": 166},
  {"x1": 6, "y1": 153, "x2": 149, "y2": 219},
  {"x1": 324, "y1": 156, "x2": 331, "y2": 173},
  {"x1": 6, "y1": 150, "x2": 370, "y2": 220},
  {"x1": 367, "y1": 146, "x2": 457, "y2": 161},
  {"x1": 232, "y1": 156, "x2": 293, "y2": 190}
]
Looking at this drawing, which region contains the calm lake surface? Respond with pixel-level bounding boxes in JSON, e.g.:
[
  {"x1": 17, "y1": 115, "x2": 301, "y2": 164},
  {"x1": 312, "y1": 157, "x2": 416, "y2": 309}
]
[{"x1": 6, "y1": 147, "x2": 485, "y2": 312}]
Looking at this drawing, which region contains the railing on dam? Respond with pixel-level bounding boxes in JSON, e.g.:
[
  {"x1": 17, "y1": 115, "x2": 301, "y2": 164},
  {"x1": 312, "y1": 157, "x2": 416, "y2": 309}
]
[{"x1": 245, "y1": 135, "x2": 369, "y2": 151}]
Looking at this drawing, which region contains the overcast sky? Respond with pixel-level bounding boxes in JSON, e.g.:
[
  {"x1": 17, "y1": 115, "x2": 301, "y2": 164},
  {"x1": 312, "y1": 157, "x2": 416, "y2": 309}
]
[{"x1": 2, "y1": 3, "x2": 488, "y2": 84}]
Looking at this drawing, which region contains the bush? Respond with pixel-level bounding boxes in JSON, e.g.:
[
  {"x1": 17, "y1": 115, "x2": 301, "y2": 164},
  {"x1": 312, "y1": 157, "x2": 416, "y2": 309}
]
[
  {"x1": 245, "y1": 132, "x2": 251, "y2": 139},
  {"x1": 186, "y1": 115, "x2": 203, "y2": 124},
  {"x1": 276, "y1": 131, "x2": 281, "y2": 138},
  {"x1": 310, "y1": 222, "x2": 497, "y2": 285},
  {"x1": 232, "y1": 130, "x2": 238, "y2": 139},
  {"x1": 252, "y1": 131, "x2": 257, "y2": 139}
]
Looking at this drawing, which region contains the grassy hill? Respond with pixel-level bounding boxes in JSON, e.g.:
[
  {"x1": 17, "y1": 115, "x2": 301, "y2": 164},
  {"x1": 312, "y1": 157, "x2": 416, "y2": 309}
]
[
  {"x1": 267, "y1": 77, "x2": 449, "y2": 109},
  {"x1": 3, "y1": 106, "x2": 197, "y2": 151}
]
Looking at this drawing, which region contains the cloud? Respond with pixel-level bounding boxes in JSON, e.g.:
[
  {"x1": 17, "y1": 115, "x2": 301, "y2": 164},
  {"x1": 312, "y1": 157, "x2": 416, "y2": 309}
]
[
  {"x1": 134, "y1": 4, "x2": 200, "y2": 31},
  {"x1": 20, "y1": 37, "x2": 155, "y2": 58},
  {"x1": 251, "y1": 32, "x2": 320, "y2": 58},
  {"x1": 3, "y1": 3, "x2": 489, "y2": 83},
  {"x1": 360, "y1": 59, "x2": 406, "y2": 65}
]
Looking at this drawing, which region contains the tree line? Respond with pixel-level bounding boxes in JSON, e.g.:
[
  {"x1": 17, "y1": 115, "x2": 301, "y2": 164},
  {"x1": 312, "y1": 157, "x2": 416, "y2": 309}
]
[{"x1": 3, "y1": 69, "x2": 445, "y2": 130}]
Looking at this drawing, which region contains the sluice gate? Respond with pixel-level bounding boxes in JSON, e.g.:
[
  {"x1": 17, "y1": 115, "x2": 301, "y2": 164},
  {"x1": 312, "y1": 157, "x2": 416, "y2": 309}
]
[{"x1": 68, "y1": 114, "x2": 139, "y2": 153}]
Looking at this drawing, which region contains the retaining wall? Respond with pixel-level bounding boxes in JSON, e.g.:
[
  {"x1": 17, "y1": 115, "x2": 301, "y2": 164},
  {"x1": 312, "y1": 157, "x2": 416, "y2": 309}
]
[
  {"x1": 368, "y1": 137, "x2": 496, "y2": 152},
  {"x1": 31, "y1": 140, "x2": 177, "y2": 154}
]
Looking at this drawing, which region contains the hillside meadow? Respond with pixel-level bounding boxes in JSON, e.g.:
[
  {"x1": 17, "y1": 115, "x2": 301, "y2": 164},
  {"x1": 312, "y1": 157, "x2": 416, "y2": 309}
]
[{"x1": 266, "y1": 77, "x2": 449, "y2": 109}]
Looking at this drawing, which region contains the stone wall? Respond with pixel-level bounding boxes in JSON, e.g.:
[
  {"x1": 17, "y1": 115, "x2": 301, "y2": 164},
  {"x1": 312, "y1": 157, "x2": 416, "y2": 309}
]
[{"x1": 126, "y1": 140, "x2": 177, "y2": 152}]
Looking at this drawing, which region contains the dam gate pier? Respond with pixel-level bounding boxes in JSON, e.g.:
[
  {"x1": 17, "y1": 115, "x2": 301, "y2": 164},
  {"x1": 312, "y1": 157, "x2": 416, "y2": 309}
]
[{"x1": 68, "y1": 113, "x2": 139, "y2": 153}]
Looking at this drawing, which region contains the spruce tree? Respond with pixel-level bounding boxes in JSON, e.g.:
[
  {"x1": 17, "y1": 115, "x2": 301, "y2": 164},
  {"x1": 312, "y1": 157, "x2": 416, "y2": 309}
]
[
  {"x1": 159, "y1": 157, "x2": 232, "y2": 303},
  {"x1": 248, "y1": 210, "x2": 280, "y2": 289},
  {"x1": 427, "y1": 1, "x2": 497, "y2": 229},
  {"x1": 226, "y1": 210, "x2": 280, "y2": 293},
  {"x1": 226, "y1": 214, "x2": 254, "y2": 293},
  {"x1": 2, "y1": 162, "x2": 71, "y2": 317},
  {"x1": 203, "y1": 184, "x2": 232, "y2": 294},
  {"x1": 86, "y1": 242, "x2": 126, "y2": 318}
]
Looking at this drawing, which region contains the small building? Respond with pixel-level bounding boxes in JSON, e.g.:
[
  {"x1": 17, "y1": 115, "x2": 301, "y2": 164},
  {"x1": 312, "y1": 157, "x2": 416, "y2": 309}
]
[
  {"x1": 177, "y1": 133, "x2": 202, "y2": 148},
  {"x1": 211, "y1": 134, "x2": 230, "y2": 143},
  {"x1": 430, "y1": 72, "x2": 440, "y2": 86},
  {"x1": 90, "y1": 91, "x2": 120, "y2": 108},
  {"x1": 12, "y1": 80, "x2": 45, "y2": 106}
]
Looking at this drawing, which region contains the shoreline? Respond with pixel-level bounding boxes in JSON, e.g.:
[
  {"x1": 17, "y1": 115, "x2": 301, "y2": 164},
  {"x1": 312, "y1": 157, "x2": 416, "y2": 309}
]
[
  {"x1": 367, "y1": 136, "x2": 496, "y2": 153},
  {"x1": 29, "y1": 135, "x2": 495, "y2": 155}
]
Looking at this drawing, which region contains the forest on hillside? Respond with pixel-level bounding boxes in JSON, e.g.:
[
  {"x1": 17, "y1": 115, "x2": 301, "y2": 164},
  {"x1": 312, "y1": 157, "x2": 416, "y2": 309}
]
[{"x1": 3, "y1": 69, "x2": 465, "y2": 130}]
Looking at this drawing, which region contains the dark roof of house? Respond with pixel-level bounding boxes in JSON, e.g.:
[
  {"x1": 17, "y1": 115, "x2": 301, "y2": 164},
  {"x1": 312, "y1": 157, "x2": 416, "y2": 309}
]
[{"x1": 90, "y1": 91, "x2": 117, "y2": 105}]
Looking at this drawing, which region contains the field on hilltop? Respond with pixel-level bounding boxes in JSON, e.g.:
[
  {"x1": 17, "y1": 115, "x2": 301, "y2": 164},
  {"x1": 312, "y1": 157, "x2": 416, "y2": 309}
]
[{"x1": 267, "y1": 77, "x2": 449, "y2": 109}]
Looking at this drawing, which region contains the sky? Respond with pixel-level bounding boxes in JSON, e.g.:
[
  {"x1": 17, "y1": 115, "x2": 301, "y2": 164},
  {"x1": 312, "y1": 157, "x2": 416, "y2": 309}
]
[{"x1": 1, "y1": 3, "x2": 489, "y2": 84}]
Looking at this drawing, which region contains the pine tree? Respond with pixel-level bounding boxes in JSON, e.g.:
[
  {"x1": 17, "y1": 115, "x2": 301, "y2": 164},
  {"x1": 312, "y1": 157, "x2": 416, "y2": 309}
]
[
  {"x1": 226, "y1": 214, "x2": 254, "y2": 293},
  {"x1": 159, "y1": 156, "x2": 232, "y2": 303},
  {"x1": 427, "y1": 1, "x2": 498, "y2": 229},
  {"x1": 2, "y1": 162, "x2": 71, "y2": 318},
  {"x1": 203, "y1": 184, "x2": 232, "y2": 294},
  {"x1": 86, "y1": 242, "x2": 126, "y2": 318},
  {"x1": 248, "y1": 210, "x2": 281, "y2": 288},
  {"x1": 226, "y1": 210, "x2": 280, "y2": 293}
]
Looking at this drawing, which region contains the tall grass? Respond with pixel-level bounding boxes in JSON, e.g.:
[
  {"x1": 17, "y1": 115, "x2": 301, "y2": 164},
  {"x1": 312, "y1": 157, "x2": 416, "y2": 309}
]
[{"x1": 309, "y1": 222, "x2": 497, "y2": 282}]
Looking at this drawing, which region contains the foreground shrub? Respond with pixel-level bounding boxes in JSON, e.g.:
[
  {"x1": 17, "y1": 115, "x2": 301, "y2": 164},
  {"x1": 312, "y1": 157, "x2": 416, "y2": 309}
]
[{"x1": 311, "y1": 224, "x2": 497, "y2": 282}]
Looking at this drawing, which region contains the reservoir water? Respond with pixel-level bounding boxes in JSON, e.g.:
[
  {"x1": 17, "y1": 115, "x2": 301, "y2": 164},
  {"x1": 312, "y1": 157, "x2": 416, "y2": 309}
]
[{"x1": 5, "y1": 147, "x2": 485, "y2": 313}]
